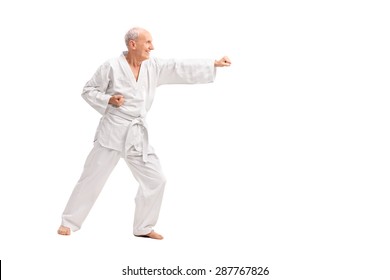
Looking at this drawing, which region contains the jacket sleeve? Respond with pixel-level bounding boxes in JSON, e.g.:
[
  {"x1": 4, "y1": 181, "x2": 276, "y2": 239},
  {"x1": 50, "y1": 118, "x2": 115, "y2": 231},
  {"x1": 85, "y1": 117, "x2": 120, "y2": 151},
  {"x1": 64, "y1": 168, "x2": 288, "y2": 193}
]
[
  {"x1": 81, "y1": 62, "x2": 112, "y2": 115},
  {"x1": 154, "y1": 58, "x2": 216, "y2": 86}
]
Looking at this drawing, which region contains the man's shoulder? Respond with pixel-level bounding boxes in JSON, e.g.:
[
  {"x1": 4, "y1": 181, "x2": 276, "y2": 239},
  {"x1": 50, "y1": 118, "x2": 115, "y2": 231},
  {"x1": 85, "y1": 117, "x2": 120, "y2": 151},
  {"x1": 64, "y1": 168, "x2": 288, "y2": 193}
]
[
  {"x1": 145, "y1": 57, "x2": 169, "y2": 69},
  {"x1": 145, "y1": 56, "x2": 158, "y2": 65}
]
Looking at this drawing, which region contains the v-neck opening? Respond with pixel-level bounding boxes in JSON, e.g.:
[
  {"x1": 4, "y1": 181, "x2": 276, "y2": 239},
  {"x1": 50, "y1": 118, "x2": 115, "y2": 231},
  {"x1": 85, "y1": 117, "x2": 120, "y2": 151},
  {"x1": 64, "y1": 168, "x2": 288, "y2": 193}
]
[
  {"x1": 121, "y1": 52, "x2": 143, "y2": 85},
  {"x1": 132, "y1": 63, "x2": 142, "y2": 83}
]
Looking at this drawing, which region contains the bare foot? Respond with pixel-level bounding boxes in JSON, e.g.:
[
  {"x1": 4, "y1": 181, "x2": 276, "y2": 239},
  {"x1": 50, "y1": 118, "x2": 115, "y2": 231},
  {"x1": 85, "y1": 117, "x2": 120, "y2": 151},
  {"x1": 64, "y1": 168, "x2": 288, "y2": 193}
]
[
  {"x1": 57, "y1": 225, "x2": 71, "y2": 235},
  {"x1": 135, "y1": 231, "x2": 163, "y2": 240}
]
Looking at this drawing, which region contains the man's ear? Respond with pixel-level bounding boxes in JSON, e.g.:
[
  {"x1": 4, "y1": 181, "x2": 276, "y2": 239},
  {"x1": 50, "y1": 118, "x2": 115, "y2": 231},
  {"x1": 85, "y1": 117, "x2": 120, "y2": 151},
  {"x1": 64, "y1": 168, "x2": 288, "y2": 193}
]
[{"x1": 129, "y1": 40, "x2": 137, "y2": 50}]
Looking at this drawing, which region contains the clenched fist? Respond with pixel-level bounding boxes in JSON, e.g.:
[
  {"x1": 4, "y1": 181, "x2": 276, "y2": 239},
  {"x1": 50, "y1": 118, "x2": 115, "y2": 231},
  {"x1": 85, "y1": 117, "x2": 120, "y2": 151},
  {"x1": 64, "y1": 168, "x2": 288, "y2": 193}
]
[
  {"x1": 214, "y1": 56, "x2": 231, "y2": 67},
  {"x1": 109, "y1": 94, "x2": 125, "y2": 107}
]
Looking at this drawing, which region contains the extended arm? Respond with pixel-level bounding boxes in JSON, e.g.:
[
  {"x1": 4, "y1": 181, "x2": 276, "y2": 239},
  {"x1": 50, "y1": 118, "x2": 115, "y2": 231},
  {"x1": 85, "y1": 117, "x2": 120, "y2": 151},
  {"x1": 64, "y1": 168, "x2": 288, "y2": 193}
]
[
  {"x1": 155, "y1": 58, "x2": 215, "y2": 86},
  {"x1": 155, "y1": 56, "x2": 231, "y2": 86}
]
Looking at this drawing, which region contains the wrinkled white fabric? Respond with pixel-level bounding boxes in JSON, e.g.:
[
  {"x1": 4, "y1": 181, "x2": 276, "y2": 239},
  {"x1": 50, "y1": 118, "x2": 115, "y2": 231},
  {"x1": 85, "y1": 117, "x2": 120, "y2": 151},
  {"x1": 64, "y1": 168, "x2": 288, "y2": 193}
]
[
  {"x1": 61, "y1": 52, "x2": 216, "y2": 234},
  {"x1": 84, "y1": 52, "x2": 216, "y2": 157},
  {"x1": 61, "y1": 142, "x2": 166, "y2": 236}
]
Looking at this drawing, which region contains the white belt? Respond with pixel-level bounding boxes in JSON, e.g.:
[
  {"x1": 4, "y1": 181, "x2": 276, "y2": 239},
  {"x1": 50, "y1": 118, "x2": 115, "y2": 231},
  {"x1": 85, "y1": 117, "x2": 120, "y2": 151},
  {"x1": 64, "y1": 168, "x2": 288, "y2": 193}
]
[
  {"x1": 110, "y1": 112, "x2": 149, "y2": 162},
  {"x1": 125, "y1": 117, "x2": 149, "y2": 162}
]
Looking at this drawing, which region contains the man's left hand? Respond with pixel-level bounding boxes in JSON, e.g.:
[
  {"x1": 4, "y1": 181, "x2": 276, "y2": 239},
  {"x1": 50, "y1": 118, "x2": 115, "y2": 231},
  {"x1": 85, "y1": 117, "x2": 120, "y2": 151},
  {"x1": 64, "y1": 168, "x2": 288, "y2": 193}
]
[{"x1": 214, "y1": 56, "x2": 231, "y2": 67}]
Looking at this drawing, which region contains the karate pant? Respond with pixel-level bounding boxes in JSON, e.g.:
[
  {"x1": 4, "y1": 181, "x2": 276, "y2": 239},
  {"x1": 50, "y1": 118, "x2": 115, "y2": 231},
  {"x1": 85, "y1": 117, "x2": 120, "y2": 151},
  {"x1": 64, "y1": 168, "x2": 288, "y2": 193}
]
[{"x1": 61, "y1": 142, "x2": 166, "y2": 235}]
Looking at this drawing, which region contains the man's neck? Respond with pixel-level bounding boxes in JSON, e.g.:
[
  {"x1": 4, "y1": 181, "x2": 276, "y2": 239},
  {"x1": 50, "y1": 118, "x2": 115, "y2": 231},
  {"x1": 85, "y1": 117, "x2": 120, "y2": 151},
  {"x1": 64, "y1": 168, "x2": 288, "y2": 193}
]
[{"x1": 125, "y1": 53, "x2": 142, "y2": 68}]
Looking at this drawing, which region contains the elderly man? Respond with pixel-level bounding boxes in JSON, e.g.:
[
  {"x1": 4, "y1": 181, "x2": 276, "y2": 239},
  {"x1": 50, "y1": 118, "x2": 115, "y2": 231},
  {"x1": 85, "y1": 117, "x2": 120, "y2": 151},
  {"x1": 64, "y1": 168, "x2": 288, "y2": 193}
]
[{"x1": 57, "y1": 27, "x2": 231, "y2": 239}]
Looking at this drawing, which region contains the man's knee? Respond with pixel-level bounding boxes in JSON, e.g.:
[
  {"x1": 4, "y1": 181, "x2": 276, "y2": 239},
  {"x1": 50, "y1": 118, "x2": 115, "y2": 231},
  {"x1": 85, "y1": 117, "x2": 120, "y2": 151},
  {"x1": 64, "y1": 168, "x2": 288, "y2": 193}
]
[{"x1": 156, "y1": 173, "x2": 167, "y2": 187}]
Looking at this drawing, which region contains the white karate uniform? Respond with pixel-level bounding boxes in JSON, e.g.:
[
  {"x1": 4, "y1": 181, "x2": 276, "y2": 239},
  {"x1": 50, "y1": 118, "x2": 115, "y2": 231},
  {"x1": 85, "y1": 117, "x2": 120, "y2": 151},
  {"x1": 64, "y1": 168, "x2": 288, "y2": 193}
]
[{"x1": 61, "y1": 52, "x2": 216, "y2": 235}]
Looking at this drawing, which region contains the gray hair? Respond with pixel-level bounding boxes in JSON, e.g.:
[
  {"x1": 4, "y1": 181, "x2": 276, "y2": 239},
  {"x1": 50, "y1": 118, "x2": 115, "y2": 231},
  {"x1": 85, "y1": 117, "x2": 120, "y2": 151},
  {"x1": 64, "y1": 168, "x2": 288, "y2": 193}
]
[{"x1": 124, "y1": 27, "x2": 143, "y2": 46}]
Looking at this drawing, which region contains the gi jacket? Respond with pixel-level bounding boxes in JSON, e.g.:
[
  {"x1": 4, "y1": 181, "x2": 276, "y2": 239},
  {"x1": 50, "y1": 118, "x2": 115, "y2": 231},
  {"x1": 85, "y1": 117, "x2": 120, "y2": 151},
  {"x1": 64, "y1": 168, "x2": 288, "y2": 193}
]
[{"x1": 82, "y1": 52, "x2": 216, "y2": 160}]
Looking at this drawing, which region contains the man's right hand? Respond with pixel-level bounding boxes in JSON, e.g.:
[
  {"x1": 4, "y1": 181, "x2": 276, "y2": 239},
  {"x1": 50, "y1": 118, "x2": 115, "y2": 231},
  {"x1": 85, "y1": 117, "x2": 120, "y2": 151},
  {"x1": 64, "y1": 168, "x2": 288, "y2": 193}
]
[{"x1": 109, "y1": 94, "x2": 125, "y2": 107}]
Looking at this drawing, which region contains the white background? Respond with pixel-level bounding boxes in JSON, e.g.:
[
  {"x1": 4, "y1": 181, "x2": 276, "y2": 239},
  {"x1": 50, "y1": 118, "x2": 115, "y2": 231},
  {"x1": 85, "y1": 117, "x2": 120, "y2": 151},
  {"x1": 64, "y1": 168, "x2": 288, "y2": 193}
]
[{"x1": 0, "y1": 0, "x2": 389, "y2": 279}]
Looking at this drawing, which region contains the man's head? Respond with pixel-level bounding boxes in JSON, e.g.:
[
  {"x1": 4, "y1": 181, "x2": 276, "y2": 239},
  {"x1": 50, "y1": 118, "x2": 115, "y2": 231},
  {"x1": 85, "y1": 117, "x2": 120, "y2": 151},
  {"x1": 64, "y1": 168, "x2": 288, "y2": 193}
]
[{"x1": 124, "y1": 27, "x2": 154, "y2": 61}]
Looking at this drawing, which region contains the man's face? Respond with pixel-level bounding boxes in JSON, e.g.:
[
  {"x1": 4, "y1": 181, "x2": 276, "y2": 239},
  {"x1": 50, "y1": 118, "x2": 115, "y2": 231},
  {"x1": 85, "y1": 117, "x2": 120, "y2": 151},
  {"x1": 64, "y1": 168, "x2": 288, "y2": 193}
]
[{"x1": 134, "y1": 30, "x2": 154, "y2": 61}]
